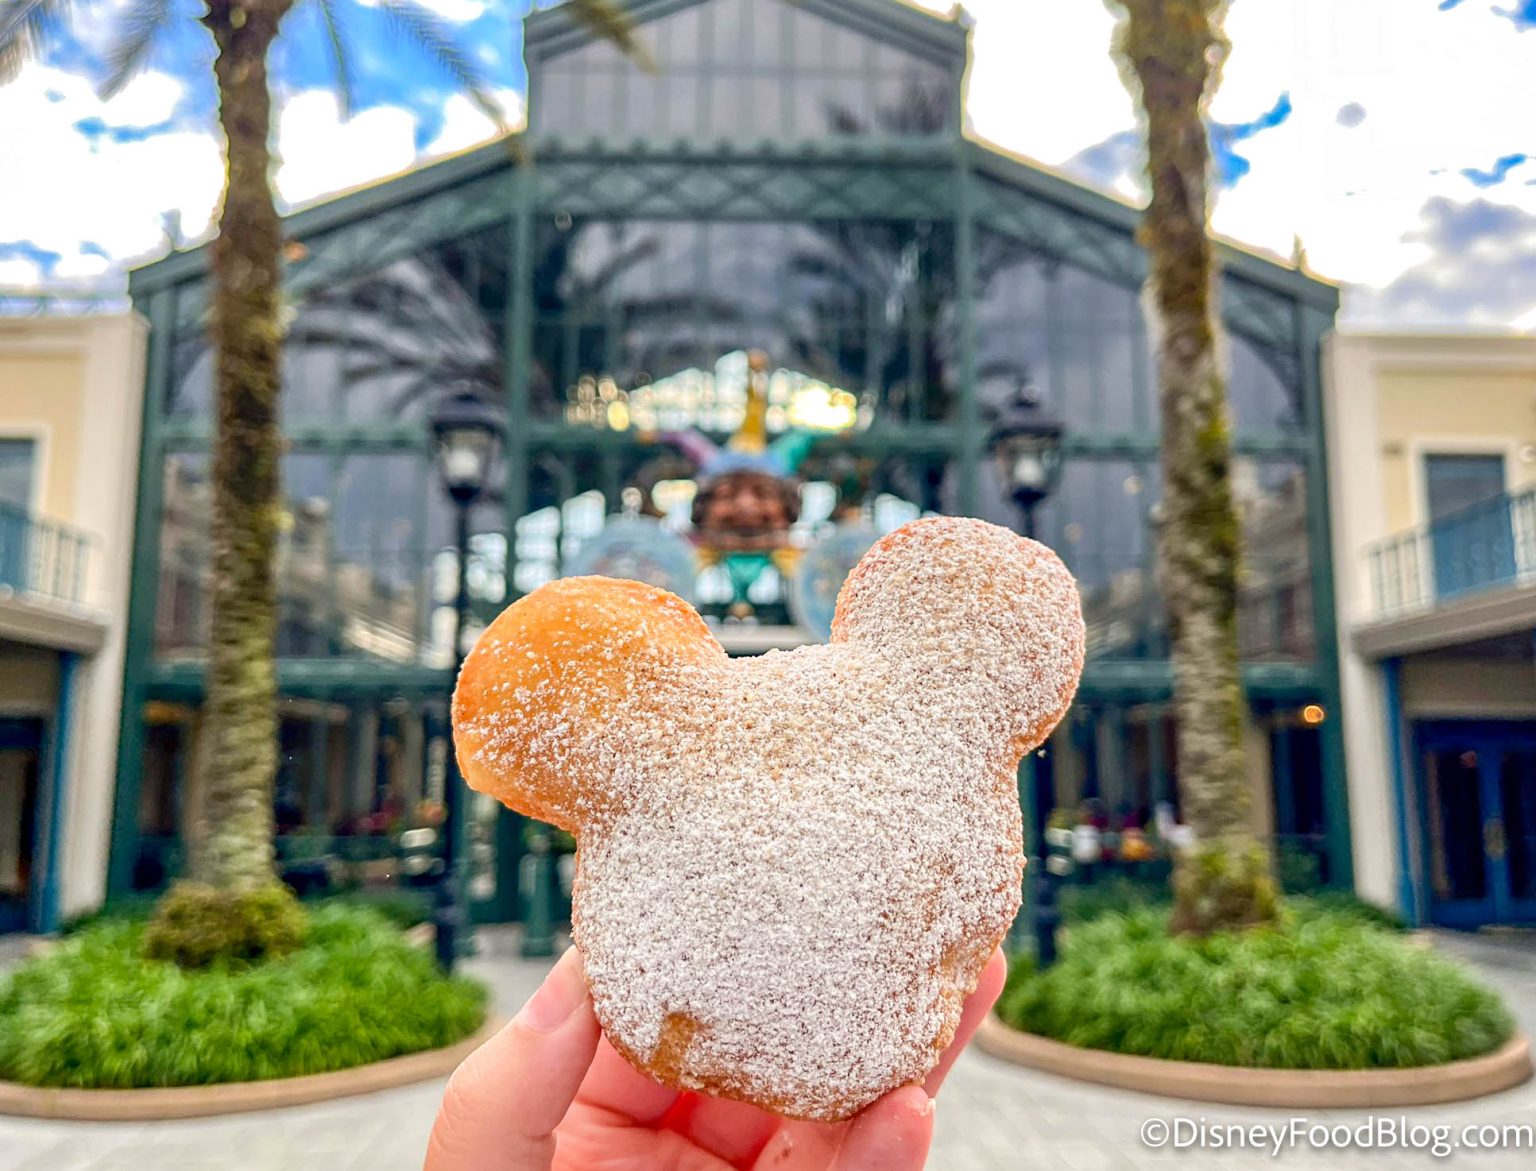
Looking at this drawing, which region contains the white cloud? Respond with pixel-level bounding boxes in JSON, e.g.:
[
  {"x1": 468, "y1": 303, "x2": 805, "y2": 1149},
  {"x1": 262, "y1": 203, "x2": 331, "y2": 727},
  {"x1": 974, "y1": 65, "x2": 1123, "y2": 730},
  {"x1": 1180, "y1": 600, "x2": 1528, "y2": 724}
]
[
  {"x1": 958, "y1": 0, "x2": 1134, "y2": 163},
  {"x1": 354, "y1": 0, "x2": 487, "y2": 22},
  {"x1": 7, "y1": 0, "x2": 1536, "y2": 329},
  {"x1": 0, "y1": 65, "x2": 222, "y2": 288},
  {"x1": 273, "y1": 90, "x2": 420, "y2": 206},
  {"x1": 916, "y1": 0, "x2": 1536, "y2": 322},
  {"x1": 424, "y1": 88, "x2": 525, "y2": 156}
]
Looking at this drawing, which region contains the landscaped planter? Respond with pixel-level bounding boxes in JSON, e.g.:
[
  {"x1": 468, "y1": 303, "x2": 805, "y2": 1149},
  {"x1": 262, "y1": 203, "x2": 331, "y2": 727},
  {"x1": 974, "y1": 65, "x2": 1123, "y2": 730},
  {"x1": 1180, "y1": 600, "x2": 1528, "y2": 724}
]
[
  {"x1": 0, "y1": 1019, "x2": 500, "y2": 1121},
  {"x1": 0, "y1": 906, "x2": 488, "y2": 1111},
  {"x1": 976, "y1": 1015, "x2": 1533, "y2": 1107}
]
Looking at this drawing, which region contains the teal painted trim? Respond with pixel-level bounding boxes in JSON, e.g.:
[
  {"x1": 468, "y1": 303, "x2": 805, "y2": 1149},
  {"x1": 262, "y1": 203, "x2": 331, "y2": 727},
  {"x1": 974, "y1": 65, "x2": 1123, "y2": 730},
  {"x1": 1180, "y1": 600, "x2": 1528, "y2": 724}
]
[
  {"x1": 35, "y1": 651, "x2": 77, "y2": 933},
  {"x1": 151, "y1": 421, "x2": 1308, "y2": 461},
  {"x1": 506, "y1": 165, "x2": 535, "y2": 601},
  {"x1": 129, "y1": 141, "x2": 522, "y2": 297},
  {"x1": 1382, "y1": 657, "x2": 1419, "y2": 924},
  {"x1": 146, "y1": 659, "x2": 453, "y2": 699},
  {"x1": 1297, "y1": 302, "x2": 1353, "y2": 889},
  {"x1": 108, "y1": 287, "x2": 174, "y2": 898},
  {"x1": 159, "y1": 422, "x2": 432, "y2": 452},
  {"x1": 954, "y1": 144, "x2": 980, "y2": 515},
  {"x1": 138, "y1": 658, "x2": 1323, "y2": 706},
  {"x1": 1079, "y1": 660, "x2": 1322, "y2": 703}
]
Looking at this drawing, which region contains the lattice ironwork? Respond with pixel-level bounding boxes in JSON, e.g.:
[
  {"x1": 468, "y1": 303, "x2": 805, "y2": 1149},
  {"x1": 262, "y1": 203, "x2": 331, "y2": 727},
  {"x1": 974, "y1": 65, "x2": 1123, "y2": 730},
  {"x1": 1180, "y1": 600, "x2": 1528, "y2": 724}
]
[
  {"x1": 169, "y1": 169, "x2": 517, "y2": 332},
  {"x1": 533, "y1": 149, "x2": 956, "y2": 222}
]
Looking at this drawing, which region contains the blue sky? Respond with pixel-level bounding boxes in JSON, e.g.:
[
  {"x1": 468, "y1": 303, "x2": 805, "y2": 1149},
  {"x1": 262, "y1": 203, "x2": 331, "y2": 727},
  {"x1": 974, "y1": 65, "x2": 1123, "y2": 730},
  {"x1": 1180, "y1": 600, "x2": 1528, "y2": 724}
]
[{"x1": 2, "y1": 0, "x2": 1535, "y2": 327}]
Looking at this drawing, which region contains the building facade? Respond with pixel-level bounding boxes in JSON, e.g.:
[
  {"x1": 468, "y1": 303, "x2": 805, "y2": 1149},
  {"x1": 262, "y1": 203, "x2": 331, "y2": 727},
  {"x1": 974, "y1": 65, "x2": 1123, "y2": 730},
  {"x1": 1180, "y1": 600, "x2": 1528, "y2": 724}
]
[
  {"x1": 1329, "y1": 331, "x2": 1536, "y2": 927},
  {"x1": 0, "y1": 312, "x2": 146, "y2": 931},
  {"x1": 110, "y1": 0, "x2": 1347, "y2": 921}
]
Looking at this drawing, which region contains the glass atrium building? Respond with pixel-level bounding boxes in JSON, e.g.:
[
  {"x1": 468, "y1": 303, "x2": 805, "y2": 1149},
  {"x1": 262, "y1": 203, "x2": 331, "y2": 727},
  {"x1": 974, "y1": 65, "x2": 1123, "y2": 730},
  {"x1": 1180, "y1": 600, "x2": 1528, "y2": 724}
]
[{"x1": 113, "y1": 0, "x2": 1348, "y2": 917}]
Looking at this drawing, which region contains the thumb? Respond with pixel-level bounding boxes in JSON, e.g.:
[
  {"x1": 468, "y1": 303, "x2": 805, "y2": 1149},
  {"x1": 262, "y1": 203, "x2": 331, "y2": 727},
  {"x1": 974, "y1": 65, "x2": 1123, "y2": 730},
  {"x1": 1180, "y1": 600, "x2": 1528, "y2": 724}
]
[
  {"x1": 425, "y1": 947, "x2": 599, "y2": 1171},
  {"x1": 830, "y1": 1087, "x2": 935, "y2": 1171}
]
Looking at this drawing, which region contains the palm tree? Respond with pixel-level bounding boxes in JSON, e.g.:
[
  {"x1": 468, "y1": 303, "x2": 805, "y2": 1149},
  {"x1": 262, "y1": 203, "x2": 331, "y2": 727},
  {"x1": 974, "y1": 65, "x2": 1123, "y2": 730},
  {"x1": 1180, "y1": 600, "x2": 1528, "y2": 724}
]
[
  {"x1": 1, "y1": 0, "x2": 639, "y2": 959},
  {"x1": 1108, "y1": 0, "x2": 1279, "y2": 934}
]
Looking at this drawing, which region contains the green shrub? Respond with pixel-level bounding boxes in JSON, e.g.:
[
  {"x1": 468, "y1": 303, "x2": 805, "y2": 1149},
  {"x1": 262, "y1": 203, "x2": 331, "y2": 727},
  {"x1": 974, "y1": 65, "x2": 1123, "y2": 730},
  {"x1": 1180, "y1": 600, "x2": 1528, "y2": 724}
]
[
  {"x1": 317, "y1": 888, "x2": 433, "y2": 929},
  {"x1": 59, "y1": 893, "x2": 160, "y2": 935},
  {"x1": 0, "y1": 905, "x2": 487, "y2": 1088},
  {"x1": 1300, "y1": 889, "x2": 1406, "y2": 932},
  {"x1": 999, "y1": 906, "x2": 1512, "y2": 1070},
  {"x1": 1058, "y1": 875, "x2": 1168, "y2": 924},
  {"x1": 144, "y1": 882, "x2": 308, "y2": 968}
]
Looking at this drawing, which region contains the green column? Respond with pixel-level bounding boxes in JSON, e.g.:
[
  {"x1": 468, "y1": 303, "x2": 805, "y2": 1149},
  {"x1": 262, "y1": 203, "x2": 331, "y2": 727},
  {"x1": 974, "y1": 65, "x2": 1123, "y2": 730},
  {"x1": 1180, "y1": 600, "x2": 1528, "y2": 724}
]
[
  {"x1": 954, "y1": 147, "x2": 981, "y2": 516},
  {"x1": 108, "y1": 286, "x2": 176, "y2": 898},
  {"x1": 1297, "y1": 302, "x2": 1353, "y2": 888},
  {"x1": 502, "y1": 160, "x2": 555, "y2": 954},
  {"x1": 1009, "y1": 753, "x2": 1038, "y2": 952}
]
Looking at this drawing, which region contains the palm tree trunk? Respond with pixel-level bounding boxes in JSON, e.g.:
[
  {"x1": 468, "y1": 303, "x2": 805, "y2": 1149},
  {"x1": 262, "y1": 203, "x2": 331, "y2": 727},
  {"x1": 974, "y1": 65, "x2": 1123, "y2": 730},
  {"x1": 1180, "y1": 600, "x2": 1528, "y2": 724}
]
[
  {"x1": 1114, "y1": 0, "x2": 1278, "y2": 934},
  {"x1": 190, "y1": 0, "x2": 295, "y2": 891}
]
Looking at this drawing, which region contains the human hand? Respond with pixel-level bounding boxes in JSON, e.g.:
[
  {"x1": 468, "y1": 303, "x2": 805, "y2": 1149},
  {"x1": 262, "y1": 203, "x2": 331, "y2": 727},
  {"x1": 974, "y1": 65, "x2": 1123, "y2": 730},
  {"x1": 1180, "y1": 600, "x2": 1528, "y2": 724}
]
[{"x1": 425, "y1": 945, "x2": 1006, "y2": 1171}]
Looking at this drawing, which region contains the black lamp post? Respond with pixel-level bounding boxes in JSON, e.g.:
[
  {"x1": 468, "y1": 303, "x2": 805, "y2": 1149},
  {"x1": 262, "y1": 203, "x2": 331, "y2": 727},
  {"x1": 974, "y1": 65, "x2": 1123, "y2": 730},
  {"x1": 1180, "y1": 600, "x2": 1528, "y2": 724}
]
[
  {"x1": 988, "y1": 386, "x2": 1066, "y2": 965},
  {"x1": 429, "y1": 389, "x2": 504, "y2": 973},
  {"x1": 988, "y1": 385, "x2": 1065, "y2": 541}
]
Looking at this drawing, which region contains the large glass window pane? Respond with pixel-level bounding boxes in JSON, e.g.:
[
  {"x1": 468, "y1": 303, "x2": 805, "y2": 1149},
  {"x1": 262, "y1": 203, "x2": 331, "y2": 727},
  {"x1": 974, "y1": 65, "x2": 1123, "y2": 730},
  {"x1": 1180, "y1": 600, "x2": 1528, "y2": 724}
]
[
  {"x1": 155, "y1": 452, "x2": 212, "y2": 658},
  {"x1": 533, "y1": 218, "x2": 956, "y2": 425},
  {"x1": 532, "y1": 0, "x2": 955, "y2": 140},
  {"x1": 154, "y1": 448, "x2": 504, "y2": 666},
  {"x1": 0, "y1": 438, "x2": 35, "y2": 509},
  {"x1": 166, "y1": 229, "x2": 507, "y2": 425},
  {"x1": 293, "y1": 231, "x2": 507, "y2": 426},
  {"x1": 977, "y1": 242, "x2": 1152, "y2": 438},
  {"x1": 1021, "y1": 456, "x2": 1313, "y2": 663},
  {"x1": 1033, "y1": 459, "x2": 1163, "y2": 661},
  {"x1": 1228, "y1": 333, "x2": 1304, "y2": 434},
  {"x1": 1236, "y1": 459, "x2": 1314, "y2": 662}
]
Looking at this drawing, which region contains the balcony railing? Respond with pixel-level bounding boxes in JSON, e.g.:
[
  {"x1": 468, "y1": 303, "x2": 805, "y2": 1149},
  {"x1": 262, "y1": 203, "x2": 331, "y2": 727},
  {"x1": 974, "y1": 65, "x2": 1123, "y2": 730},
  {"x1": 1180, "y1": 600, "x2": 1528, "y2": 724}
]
[
  {"x1": 0, "y1": 501, "x2": 93, "y2": 608},
  {"x1": 1365, "y1": 485, "x2": 1536, "y2": 618}
]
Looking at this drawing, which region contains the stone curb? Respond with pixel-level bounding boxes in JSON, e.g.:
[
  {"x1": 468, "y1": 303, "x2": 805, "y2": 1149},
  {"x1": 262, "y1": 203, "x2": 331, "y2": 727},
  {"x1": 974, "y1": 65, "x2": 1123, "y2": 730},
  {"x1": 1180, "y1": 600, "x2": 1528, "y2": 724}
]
[
  {"x1": 0, "y1": 1018, "x2": 505, "y2": 1121},
  {"x1": 975, "y1": 1015, "x2": 1533, "y2": 1107}
]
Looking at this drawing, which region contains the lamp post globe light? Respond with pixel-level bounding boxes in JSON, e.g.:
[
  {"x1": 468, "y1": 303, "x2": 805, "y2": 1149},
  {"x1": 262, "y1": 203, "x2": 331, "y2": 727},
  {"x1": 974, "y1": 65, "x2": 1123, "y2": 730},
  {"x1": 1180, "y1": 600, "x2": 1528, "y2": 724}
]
[
  {"x1": 429, "y1": 388, "x2": 504, "y2": 973},
  {"x1": 988, "y1": 385, "x2": 1065, "y2": 541},
  {"x1": 987, "y1": 386, "x2": 1067, "y2": 966}
]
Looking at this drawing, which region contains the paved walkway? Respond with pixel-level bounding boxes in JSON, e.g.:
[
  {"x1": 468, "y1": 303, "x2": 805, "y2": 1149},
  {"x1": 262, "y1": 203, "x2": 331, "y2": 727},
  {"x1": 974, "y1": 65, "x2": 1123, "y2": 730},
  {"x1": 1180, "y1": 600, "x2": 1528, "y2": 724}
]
[{"x1": 1, "y1": 929, "x2": 1532, "y2": 1170}]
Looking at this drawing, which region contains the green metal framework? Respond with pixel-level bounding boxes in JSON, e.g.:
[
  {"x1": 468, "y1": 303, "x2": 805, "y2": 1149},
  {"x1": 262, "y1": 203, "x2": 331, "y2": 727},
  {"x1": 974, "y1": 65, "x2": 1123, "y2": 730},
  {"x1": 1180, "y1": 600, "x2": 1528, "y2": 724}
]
[{"x1": 112, "y1": 0, "x2": 1349, "y2": 901}]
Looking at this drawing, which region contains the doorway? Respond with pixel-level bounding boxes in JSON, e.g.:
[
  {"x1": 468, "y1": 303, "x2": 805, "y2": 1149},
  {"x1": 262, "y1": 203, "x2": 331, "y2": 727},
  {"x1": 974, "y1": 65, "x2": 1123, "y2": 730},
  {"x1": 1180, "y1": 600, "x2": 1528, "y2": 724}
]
[
  {"x1": 1417, "y1": 721, "x2": 1536, "y2": 928},
  {"x1": 0, "y1": 718, "x2": 43, "y2": 933},
  {"x1": 1424, "y1": 453, "x2": 1514, "y2": 601}
]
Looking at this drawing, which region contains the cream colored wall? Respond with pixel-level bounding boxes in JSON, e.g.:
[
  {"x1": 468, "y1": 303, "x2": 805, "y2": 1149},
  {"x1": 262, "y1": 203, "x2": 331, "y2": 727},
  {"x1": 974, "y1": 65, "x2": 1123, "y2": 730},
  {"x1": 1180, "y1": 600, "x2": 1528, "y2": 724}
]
[
  {"x1": 1325, "y1": 331, "x2": 1536, "y2": 915},
  {"x1": 0, "y1": 644, "x2": 59, "y2": 716},
  {"x1": 1400, "y1": 658, "x2": 1536, "y2": 718},
  {"x1": 1375, "y1": 367, "x2": 1536, "y2": 533},
  {"x1": 0, "y1": 313, "x2": 148, "y2": 919},
  {"x1": 0, "y1": 342, "x2": 85, "y2": 522}
]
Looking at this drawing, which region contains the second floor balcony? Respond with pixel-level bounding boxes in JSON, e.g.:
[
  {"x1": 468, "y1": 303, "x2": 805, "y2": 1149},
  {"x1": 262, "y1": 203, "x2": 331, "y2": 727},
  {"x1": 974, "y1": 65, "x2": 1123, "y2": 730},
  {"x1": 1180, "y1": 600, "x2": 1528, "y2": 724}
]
[
  {"x1": 0, "y1": 500, "x2": 103, "y2": 654},
  {"x1": 1358, "y1": 483, "x2": 1536, "y2": 658}
]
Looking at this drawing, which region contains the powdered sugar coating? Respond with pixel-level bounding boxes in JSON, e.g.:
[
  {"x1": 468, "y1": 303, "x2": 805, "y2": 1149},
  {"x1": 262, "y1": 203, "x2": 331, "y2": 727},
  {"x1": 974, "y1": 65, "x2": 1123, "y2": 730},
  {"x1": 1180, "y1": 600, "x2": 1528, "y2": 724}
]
[{"x1": 453, "y1": 516, "x2": 1085, "y2": 1120}]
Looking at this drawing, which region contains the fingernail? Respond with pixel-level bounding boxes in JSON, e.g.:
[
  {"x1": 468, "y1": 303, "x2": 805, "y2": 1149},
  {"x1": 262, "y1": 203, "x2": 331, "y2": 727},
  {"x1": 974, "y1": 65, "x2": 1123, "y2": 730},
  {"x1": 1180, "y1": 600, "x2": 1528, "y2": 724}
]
[{"x1": 521, "y1": 947, "x2": 587, "y2": 1033}]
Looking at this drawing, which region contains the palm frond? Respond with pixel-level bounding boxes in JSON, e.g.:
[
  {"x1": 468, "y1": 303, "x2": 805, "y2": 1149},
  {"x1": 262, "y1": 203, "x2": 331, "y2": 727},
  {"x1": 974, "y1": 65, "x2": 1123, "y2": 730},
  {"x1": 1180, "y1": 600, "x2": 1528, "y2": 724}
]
[
  {"x1": 374, "y1": 0, "x2": 505, "y2": 130},
  {"x1": 564, "y1": 0, "x2": 654, "y2": 71},
  {"x1": 0, "y1": 0, "x2": 75, "y2": 84},
  {"x1": 98, "y1": 0, "x2": 176, "y2": 100},
  {"x1": 312, "y1": 0, "x2": 355, "y2": 120}
]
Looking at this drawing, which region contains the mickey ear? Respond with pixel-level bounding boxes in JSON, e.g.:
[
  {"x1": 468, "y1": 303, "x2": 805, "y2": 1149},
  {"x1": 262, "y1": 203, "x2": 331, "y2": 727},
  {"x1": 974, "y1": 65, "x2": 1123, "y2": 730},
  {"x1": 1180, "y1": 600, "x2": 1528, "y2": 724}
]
[
  {"x1": 452, "y1": 577, "x2": 726, "y2": 831},
  {"x1": 831, "y1": 517, "x2": 1085, "y2": 757}
]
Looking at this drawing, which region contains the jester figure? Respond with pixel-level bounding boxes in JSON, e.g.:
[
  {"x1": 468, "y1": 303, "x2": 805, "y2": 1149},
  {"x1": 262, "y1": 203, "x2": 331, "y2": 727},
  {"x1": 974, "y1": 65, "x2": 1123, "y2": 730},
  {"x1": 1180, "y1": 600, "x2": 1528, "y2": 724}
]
[{"x1": 658, "y1": 351, "x2": 820, "y2": 618}]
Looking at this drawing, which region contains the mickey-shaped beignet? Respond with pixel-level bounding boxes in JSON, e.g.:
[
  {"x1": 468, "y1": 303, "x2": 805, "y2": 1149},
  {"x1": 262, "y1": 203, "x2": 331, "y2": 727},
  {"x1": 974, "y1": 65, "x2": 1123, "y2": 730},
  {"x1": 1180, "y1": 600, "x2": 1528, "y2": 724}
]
[{"x1": 453, "y1": 516, "x2": 1084, "y2": 1121}]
